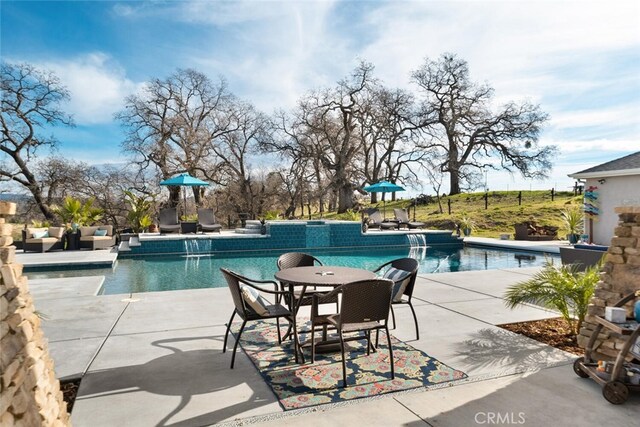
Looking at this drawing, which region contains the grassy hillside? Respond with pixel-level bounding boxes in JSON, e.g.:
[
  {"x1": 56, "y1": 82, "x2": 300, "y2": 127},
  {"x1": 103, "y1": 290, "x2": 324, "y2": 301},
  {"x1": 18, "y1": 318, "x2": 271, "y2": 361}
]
[{"x1": 319, "y1": 190, "x2": 583, "y2": 239}]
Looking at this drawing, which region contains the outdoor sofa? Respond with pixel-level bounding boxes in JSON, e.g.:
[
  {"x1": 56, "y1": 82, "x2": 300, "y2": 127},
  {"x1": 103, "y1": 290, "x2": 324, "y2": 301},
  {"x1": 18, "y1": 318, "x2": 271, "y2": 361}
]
[
  {"x1": 77, "y1": 225, "x2": 116, "y2": 250},
  {"x1": 22, "y1": 226, "x2": 65, "y2": 253}
]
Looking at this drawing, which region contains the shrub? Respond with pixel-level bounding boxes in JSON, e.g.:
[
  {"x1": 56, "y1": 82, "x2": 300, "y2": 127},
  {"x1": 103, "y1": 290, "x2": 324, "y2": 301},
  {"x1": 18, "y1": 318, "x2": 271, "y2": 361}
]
[{"x1": 504, "y1": 260, "x2": 600, "y2": 335}]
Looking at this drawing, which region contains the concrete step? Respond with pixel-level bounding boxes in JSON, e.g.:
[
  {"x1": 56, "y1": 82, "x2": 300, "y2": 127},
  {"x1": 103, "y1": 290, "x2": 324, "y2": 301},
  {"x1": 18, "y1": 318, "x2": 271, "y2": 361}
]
[
  {"x1": 234, "y1": 228, "x2": 262, "y2": 234},
  {"x1": 118, "y1": 240, "x2": 130, "y2": 252},
  {"x1": 129, "y1": 236, "x2": 140, "y2": 247}
]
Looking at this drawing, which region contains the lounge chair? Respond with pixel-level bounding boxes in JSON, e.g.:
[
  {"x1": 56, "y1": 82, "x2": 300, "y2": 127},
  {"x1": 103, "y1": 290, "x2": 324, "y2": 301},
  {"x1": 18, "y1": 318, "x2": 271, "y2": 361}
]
[
  {"x1": 394, "y1": 208, "x2": 426, "y2": 229},
  {"x1": 22, "y1": 226, "x2": 65, "y2": 253},
  {"x1": 220, "y1": 268, "x2": 301, "y2": 368},
  {"x1": 373, "y1": 258, "x2": 420, "y2": 340},
  {"x1": 197, "y1": 208, "x2": 222, "y2": 233},
  {"x1": 559, "y1": 246, "x2": 606, "y2": 271},
  {"x1": 159, "y1": 207, "x2": 181, "y2": 233},
  {"x1": 310, "y1": 279, "x2": 395, "y2": 387},
  {"x1": 78, "y1": 225, "x2": 116, "y2": 250},
  {"x1": 367, "y1": 209, "x2": 398, "y2": 230}
]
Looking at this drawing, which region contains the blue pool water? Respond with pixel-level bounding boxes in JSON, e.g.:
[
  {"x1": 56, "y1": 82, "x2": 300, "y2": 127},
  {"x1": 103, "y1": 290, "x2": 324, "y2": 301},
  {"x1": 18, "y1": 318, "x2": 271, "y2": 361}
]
[{"x1": 25, "y1": 246, "x2": 558, "y2": 295}]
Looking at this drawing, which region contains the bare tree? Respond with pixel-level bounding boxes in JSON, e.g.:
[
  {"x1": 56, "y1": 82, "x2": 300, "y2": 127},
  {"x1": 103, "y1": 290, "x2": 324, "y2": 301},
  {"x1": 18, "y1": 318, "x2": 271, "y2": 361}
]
[
  {"x1": 412, "y1": 53, "x2": 555, "y2": 194},
  {"x1": 1, "y1": 62, "x2": 74, "y2": 220},
  {"x1": 116, "y1": 69, "x2": 232, "y2": 207}
]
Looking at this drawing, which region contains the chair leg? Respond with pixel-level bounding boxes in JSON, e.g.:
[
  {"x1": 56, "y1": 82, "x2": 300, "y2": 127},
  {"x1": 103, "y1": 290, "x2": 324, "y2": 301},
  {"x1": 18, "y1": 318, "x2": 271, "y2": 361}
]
[
  {"x1": 366, "y1": 331, "x2": 371, "y2": 355},
  {"x1": 339, "y1": 329, "x2": 347, "y2": 388},
  {"x1": 222, "y1": 310, "x2": 236, "y2": 353},
  {"x1": 384, "y1": 326, "x2": 394, "y2": 380},
  {"x1": 230, "y1": 319, "x2": 247, "y2": 369},
  {"x1": 311, "y1": 324, "x2": 316, "y2": 363},
  {"x1": 408, "y1": 301, "x2": 419, "y2": 340},
  {"x1": 291, "y1": 315, "x2": 303, "y2": 364},
  {"x1": 390, "y1": 304, "x2": 396, "y2": 329}
]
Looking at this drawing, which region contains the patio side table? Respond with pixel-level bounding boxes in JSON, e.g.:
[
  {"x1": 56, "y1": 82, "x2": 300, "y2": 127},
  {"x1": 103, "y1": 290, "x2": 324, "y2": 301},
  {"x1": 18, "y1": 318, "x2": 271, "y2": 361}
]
[{"x1": 180, "y1": 221, "x2": 198, "y2": 234}]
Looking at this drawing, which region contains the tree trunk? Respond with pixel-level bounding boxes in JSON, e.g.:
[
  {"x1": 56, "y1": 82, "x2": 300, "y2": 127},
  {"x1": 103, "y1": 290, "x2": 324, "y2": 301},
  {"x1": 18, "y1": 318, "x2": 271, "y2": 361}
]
[
  {"x1": 337, "y1": 186, "x2": 354, "y2": 213},
  {"x1": 371, "y1": 192, "x2": 378, "y2": 204},
  {"x1": 449, "y1": 172, "x2": 461, "y2": 195}
]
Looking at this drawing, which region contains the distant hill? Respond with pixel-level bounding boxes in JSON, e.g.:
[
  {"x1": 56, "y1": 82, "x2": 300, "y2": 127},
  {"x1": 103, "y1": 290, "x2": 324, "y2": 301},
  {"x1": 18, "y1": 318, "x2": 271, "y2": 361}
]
[{"x1": 0, "y1": 193, "x2": 31, "y2": 202}]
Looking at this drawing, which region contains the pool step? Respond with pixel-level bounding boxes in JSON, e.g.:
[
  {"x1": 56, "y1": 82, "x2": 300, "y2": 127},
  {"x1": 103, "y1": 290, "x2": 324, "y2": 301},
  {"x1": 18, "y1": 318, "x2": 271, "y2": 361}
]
[
  {"x1": 235, "y1": 220, "x2": 263, "y2": 234},
  {"x1": 118, "y1": 236, "x2": 140, "y2": 252}
]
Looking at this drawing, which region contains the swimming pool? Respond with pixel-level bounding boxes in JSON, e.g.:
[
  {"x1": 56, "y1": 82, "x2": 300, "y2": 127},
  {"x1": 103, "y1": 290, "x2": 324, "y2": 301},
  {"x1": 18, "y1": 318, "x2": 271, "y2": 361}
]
[{"x1": 25, "y1": 246, "x2": 558, "y2": 295}]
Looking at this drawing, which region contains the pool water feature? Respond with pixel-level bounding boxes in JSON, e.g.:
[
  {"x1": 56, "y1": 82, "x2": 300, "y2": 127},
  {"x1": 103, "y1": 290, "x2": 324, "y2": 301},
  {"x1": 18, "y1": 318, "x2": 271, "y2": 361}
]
[{"x1": 25, "y1": 246, "x2": 558, "y2": 295}]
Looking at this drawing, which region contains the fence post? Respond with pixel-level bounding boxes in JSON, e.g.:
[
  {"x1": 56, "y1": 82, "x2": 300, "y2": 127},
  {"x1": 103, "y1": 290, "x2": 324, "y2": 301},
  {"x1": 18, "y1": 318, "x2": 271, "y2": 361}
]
[
  {"x1": 518, "y1": 191, "x2": 522, "y2": 206},
  {"x1": 484, "y1": 192, "x2": 488, "y2": 210},
  {"x1": 447, "y1": 198, "x2": 451, "y2": 215},
  {"x1": 551, "y1": 188, "x2": 555, "y2": 201}
]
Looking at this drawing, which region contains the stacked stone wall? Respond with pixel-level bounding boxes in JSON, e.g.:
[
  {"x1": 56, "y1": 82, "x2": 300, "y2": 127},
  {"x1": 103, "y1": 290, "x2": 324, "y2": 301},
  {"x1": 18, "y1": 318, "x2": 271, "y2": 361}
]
[
  {"x1": 0, "y1": 202, "x2": 70, "y2": 426},
  {"x1": 577, "y1": 206, "x2": 640, "y2": 359}
]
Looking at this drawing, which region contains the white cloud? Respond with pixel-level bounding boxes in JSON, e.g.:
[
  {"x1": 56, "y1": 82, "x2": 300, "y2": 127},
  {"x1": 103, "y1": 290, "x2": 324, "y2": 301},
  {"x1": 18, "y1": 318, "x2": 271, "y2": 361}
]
[
  {"x1": 39, "y1": 53, "x2": 141, "y2": 125},
  {"x1": 550, "y1": 104, "x2": 640, "y2": 130}
]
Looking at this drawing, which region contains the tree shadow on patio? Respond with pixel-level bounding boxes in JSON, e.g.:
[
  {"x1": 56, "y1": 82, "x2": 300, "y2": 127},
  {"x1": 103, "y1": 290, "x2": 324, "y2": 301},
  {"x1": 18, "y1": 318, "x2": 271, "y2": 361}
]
[
  {"x1": 452, "y1": 327, "x2": 574, "y2": 374},
  {"x1": 75, "y1": 334, "x2": 278, "y2": 426}
]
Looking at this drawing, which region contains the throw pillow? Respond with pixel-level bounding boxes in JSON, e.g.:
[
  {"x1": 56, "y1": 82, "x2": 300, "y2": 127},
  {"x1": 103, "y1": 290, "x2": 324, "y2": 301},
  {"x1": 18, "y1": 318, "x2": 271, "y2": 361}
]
[
  {"x1": 383, "y1": 267, "x2": 412, "y2": 302},
  {"x1": 32, "y1": 230, "x2": 49, "y2": 239},
  {"x1": 240, "y1": 283, "x2": 270, "y2": 315},
  {"x1": 94, "y1": 229, "x2": 108, "y2": 236}
]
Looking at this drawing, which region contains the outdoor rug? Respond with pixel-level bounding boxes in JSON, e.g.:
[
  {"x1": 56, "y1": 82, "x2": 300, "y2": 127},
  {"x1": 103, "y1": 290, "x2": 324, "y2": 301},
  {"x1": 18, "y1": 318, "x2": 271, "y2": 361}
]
[{"x1": 231, "y1": 320, "x2": 467, "y2": 410}]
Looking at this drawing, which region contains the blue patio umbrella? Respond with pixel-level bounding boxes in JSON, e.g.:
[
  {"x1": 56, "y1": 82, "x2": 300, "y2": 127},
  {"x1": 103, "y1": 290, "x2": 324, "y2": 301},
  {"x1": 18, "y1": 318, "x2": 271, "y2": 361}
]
[
  {"x1": 160, "y1": 173, "x2": 209, "y2": 216},
  {"x1": 363, "y1": 181, "x2": 405, "y2": 218}
]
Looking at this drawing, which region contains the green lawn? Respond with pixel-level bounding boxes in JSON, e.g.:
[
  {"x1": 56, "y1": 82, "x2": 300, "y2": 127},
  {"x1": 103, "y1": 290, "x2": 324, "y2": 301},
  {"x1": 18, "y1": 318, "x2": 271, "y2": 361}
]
[{"x1": 318, "y1": 190, "x2": 582, "y2": 239}]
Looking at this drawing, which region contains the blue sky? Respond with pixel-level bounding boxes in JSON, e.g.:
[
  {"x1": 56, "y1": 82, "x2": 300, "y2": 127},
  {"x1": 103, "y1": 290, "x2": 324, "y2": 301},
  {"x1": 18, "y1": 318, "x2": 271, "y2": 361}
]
[{"x1": 2, "y1": 0, "x2": 639, "y2": 194}]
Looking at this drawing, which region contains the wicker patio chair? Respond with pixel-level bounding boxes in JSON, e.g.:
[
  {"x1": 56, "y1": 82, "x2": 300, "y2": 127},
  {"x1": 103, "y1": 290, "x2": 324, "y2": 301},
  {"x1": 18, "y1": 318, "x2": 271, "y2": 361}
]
[
  {"x1": 310, "y1": 279, "x2": 395, "y2": 387},
  {"x1": 373, "y1": 258, "x2": 420, "y2": 340},
  {"x1": 393, "y1": 208, "x2": 426, "y2": 229},
  {"x1": 159, "y1": 207, "x2": 181, "y2": 233},
  {"x1": 197, "y1": 208, "x2": 222, "y2": 233},
  {"x1": 367, "y1": 209, "x2": 398, "y2": 230},
  {"x1": 276, "y1": 252, "x2": 339, "y2": 311},
  {"x1": 220, "y1": 268, "x2": 301, "y2": 368}
]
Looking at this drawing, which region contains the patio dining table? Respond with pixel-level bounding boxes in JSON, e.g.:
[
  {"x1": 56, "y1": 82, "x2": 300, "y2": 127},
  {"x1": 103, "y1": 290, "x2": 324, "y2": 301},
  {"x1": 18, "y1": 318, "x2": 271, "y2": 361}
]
[{"x1": 274, "y1": 266, "x2": 377, "y2": 358}]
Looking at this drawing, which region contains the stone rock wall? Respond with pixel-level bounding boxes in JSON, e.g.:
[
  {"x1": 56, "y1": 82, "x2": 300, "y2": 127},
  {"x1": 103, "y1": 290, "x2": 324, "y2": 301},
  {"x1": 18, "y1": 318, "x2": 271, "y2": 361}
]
[
  {"x1": 0, "y1": 202, "x2": 70, "y2": 426},
  {"x1": 578, "y1": 206, "x2": 640, "y2": 359}
]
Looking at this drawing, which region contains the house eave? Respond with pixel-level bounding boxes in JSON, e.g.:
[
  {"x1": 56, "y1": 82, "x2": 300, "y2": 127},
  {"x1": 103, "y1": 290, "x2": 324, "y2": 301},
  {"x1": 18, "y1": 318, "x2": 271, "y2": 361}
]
[{"x1": 568, "y1": 168, "x2": 640, "y2": 179}]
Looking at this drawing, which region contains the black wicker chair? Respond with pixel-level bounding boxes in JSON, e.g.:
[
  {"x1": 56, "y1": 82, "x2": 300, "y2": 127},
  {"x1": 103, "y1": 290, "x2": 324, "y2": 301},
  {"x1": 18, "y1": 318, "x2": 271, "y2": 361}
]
[
  {"x1": 276, "y1": 252, "x2": 338, "y2": 311},
  {"x1": 159, "y1": 207, "x2": 181, "y2": 233},
  {"x1": 220, "y1": 268, "x2": 301, "y2": 368},
  {"x1": 373, "y1": 258, "x2": 420, "y2": 340},
  {"x1": 311, "y1": 279, "x2": 395, "y2": 387}
]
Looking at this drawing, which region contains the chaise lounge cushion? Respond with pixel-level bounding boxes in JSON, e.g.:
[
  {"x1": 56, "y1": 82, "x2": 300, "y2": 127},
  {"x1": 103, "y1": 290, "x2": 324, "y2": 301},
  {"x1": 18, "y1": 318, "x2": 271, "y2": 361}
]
[{"x1": 79, "y1": 235, "x2": 113, "y2": 242}]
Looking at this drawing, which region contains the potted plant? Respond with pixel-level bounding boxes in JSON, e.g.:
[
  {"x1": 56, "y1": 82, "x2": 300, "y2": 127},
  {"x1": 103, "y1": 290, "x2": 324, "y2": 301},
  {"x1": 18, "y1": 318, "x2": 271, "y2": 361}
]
[
  {"x1": 458, "y1": 216, "x2": 476, "y2": 236},
  {"x1": 561, "y1": 207, "x2": 584, "y2": 244},
  {"x1": 259, "y1": 218, "x2": 267, "y2": 235},
  {"x1": 124, "y1": 191, "x2": 154, "y2": 234}
]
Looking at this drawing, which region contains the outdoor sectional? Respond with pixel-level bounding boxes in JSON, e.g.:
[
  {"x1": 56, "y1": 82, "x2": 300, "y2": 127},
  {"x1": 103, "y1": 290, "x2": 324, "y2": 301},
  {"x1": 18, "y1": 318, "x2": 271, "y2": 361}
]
[
  {"x1": 22, "y1": 226, "x2": 66, "y2": 253},
  {"x1": 78, "y1": 225, "x2": 116, "y2": 250}
]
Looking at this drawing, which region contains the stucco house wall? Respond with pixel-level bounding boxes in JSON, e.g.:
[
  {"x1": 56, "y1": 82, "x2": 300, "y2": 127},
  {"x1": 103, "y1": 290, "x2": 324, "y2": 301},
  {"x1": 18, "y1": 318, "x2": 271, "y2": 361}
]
[{"x1": 584, "y1": 175, "x2": 640, "y2": 245}]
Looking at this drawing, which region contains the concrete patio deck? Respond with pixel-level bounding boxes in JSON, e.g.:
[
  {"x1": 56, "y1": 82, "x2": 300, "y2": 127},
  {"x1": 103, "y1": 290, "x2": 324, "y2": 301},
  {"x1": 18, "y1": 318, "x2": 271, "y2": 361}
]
[{"x1": 27, "y1": 267, "x2": 639, "y2": 426}]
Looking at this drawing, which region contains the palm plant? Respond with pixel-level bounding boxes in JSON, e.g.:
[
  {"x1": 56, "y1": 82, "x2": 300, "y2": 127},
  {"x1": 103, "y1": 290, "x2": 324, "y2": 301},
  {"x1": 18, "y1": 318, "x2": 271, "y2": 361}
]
[
  {"x1": 124, "y1": 191, "x2": 154, "y2": 233},
  {"x1": 561, "y1": 207, "x2": 584, "y2": 243},
  {"x1": 51, "y1": 196, "x2": 104, "y2": 228},
  {"x1": 504, "y1": 260, "x2": 601, "y2": 335}
]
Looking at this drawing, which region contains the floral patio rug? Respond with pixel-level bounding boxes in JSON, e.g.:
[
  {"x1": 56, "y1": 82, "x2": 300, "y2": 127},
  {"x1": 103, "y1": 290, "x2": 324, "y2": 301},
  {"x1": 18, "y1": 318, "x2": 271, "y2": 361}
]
[{"x1": 231, "y1": 320, "x2": 467, "y2": 410}]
